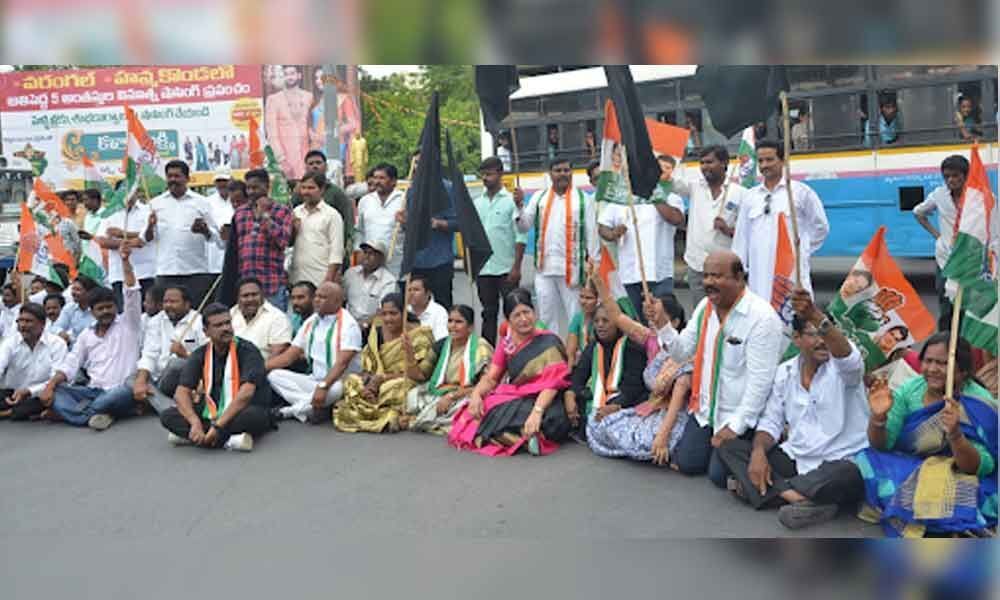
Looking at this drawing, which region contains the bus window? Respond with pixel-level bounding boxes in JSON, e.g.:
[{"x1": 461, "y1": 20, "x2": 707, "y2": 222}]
[
  {"x1": 560, "y1": 121, "x2": 590, "y2": 164},
  {"x1": 894, "y1": 85, "x2": 957, "y2": 145},
  {"x1": 655, "y1": 111, "x2": 678, "y2": 126},
  {"x1": 682, "y1": 110, "x2": 702, "y2": 157},
  {"x1": 513, "y1": 125, "x2": 542, "y2": 170},
  {"x1": 807, "y1": 93, "x2": 865, "y2": 150},
  {"x1": 876, "y1": 66, "x2": 937, "y2": 81},
  {"x1": 510, "y1": 97, "x2": 540, "y2": 119},
  {"x1": 899, "y1": 186, "x2": 925, "y2": 212},
  {"x1": 543, "y1": 91, "x2": 597, "y2": 116},
  {"x1": 956, "y1": 81, "x2": 985, "y2": 141},
  {"x1": 700, "y1": 109, "x2": 729, "y2": 149},
  {"x1": 637, "y1": 81, "x2": 676, "y2": 109}
]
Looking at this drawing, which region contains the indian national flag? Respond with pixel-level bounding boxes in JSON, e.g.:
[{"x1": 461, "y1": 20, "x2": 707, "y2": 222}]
[
  {"x1": 734, "y1": 126, "x2": 757, "y2": 188},
  {"x1": 122, "y1": 105, "x2": 166, "y2": 198},
  {"x1": 247, "y1": 115, "x2": 291, "y2": 205},
  {"x1": 78, "y1": 238, "x2": 108, "y2": 285},
  {"x1": 830, "y1": 227, "x2": 935, "y2": 371},
  {"x1": 82, "y1": 155, "x2": 112, "y2": 200},
  {"x1": 18, "y1": 202, "x2": 77, "y2": 281},
  {"x1": 595, "y1": 99, "x2": 689, "y2": 206},
  {"x1": 941, "y1": 145, "x2": 998, "y2": 352}
]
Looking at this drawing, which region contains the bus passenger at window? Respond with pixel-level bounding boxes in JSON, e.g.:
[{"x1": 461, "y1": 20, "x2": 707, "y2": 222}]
[
  {"x1": 547, "y1": 125, "x2": 560, "y2": 161},
  {"x1": 864, "y1": 98, "x2": 902, "y2": 147},
  {"x1": 497, "y1": 131, "x2": 513, "y2": 172},
  {"x1": 791, "y1": 111, "x2": 811, "y2": 151},
  {"x1": 685, "y1": 113, "x2": 701, "y2": 154},
  {"x1": 584, "y1": 129, "x2": 597, "y2": 161},
  {"x1": 956, "y1": 95, "x2": 983, "y2": 141}
]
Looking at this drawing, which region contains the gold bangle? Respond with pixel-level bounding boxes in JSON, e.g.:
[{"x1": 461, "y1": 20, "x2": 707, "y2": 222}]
[{"x1": 532, "y1": 405, "x2": 544, "y2": 415}]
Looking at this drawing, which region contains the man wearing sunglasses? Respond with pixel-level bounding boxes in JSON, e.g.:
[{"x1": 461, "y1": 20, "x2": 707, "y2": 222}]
[{"x1": 732, "y1": 140, "x2": 829, "y2": 300}]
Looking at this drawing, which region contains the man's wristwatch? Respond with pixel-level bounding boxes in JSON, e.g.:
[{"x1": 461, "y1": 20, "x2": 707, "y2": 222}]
[
  {"x1": 317, "y1": 382, "x2": 329, "y2": 390},
  {"x1": 816, "y1": 316, "x2": 833, "y2": 336}
]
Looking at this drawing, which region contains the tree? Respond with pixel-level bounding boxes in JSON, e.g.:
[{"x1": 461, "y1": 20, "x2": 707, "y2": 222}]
[{"x1": 360, "y1": 65, "x2": 481, "y2": 177}]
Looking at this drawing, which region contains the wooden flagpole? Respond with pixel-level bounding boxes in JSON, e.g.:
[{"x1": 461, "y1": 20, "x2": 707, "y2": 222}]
[
  {"x1": 620, "y1": 147, "x2": 650, "y2": 300},
  {"x1": 387, "y1": 153, "x2": 420, "y2": 264},
  {"x1": 173, "y1": 271, "x2": 225, "y2": 343},
  {"x1": 945, "y1": 286, "x2": 964, "y2": 398},
  {"x1": 780, "y1": 91, "x2": 803, "y2": 286},
  {"x1": 508, "y1": 98, "x2": 521, "y2": 188}
]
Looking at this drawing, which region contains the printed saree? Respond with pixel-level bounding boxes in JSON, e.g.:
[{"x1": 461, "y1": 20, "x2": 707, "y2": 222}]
[
  {"x1": 333, "y1": 325, "x2": 436, "y2": 433},
  {"x1": 447, "y1": 329, "x2": 572, "y2": 456},
  {"x1": 853, "y1": 394, "x2": 998, "y2": 537},
  {"x1": 405, "y1": 336, "x2": 493, "y2": 435}
]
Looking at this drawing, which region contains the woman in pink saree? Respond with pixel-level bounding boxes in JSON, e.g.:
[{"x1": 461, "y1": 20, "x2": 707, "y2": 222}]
[{"x1": 448, "y1": 289, "x2": 573, "y2": 456}]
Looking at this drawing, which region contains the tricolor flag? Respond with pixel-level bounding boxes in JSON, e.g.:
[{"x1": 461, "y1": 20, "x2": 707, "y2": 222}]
[
  {"x1": 78, "y1": 238, "x2": 108, "y2": 286},
  {"x1": 770, "y1": 214, "x2": 796, "y2": 331},
  {"x1": 734, "y1": 126, "x2": 758, "y2": 188},
  {"x1": 18, "y1": 202, "x2": 77, "y2": 281},
  {"x1": 82, "y1": 155, "x2": 113, "y2": 201},
  {"x1": 596, "y1": 98, "x2": 690, "y2": 206},
  {"x1": 122, "y1": 105, "x2": 166, "y2": 198},
  {"x1": 598, "y1": 245, "x2": 638, "y2": 319},
  {"x1": 32, "y1": 179, "x2": 71, "y2": 219},
  {"x1": 829, "y1": 227, "x2": 935, "y2": 371},
  {"x1": 941, "y1": 145, "x2": 998, "y2": 352}
]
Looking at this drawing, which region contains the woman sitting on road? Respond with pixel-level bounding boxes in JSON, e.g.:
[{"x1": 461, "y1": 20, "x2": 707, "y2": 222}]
[
  {"x1": 566, "y1": 281, "x2": 599, "y2": 368},
  {"x1": 854, "y1": 333, "x2": 997, "y2": 537},
  {"x1": 401, "y1": 304, "x2": 493, "y2": 435},
  {"x1": 447, "y1": 289, "x2": 573, "y2": 456},
  {"x1": 333, "y1": 293, "x2": 436, "y2": 433}
]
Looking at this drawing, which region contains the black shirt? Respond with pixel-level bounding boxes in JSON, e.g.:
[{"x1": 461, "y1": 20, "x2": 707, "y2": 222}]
[
  {"x1": 179, "y1": 338, "x2": 271, "y2": 408},
  {"x1": 570, "y1": 336, "x2": 649, "y2": 409}
]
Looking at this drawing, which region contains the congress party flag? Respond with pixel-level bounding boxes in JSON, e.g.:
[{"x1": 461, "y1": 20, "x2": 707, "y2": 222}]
[
  {"x1": 734, "y1": 126, "x2": 758, "y2": 189},
  {"x1": 32, "y1": 178, "x2": 71, "y2": 219},
  {"x1": 78, "y1": 238, "x2": 108, "y2": 286},
  {"x1": 770, "y1": 214, "x2": 796, "y2": 329},
  {"x1": 122, "y1": 106, "x2": 167, "y2": 199},
  {"x1": 829, "y1": 226, "x2": 935, "y2": 371},
  {"x1": 247, "y1": 115, "x2": 290, "y2": 204},
  {"x1": 18, "y1": 202, "x2": 77, "y2": 281},
  {"x1": 941, "y1": 144, "x2": 997, "y2": 351},
  {"x1": 598, "y1": 245, "x2": 638, "y2": 320},
  {"x1": 82, "y1": 154, "x2": 113, "y2": 201}
]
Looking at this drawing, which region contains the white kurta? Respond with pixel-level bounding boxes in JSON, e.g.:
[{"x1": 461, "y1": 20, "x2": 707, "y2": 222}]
[
  {"x1": 516, "y1": 186, "x2": 598, "y2": 284},
  {"x1": 732, "y1": 179, "x2": 829, "y2": 299}
]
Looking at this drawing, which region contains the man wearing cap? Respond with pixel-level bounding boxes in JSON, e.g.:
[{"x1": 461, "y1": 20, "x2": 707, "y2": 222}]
[
  {"x1": 343, "y1": 240, "x2": 397, "y2": 331},
  {"x1": 205, "y1": 166, "x2": 235, "y2": 278}
]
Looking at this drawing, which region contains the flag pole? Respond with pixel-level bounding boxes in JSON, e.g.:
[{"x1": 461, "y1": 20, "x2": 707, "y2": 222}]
[
  {"x1": 620, "y1": 147, "x2": 651, "y2": 300},
  {"x1": 780, "y1": 91, "x2": 803, "y2": 286},
  {"x1": 945, "y1": 286, "x2": 965, "y2": 398},
  {"x1": 508, "y1": 98, "x2": 521, "y2": 188},
  {"x1": 716, "y1": 161, "x2": 735, "y2": 219},
  {"x1": 173, "y1": 272, "x2": 225, "y2": 344}
]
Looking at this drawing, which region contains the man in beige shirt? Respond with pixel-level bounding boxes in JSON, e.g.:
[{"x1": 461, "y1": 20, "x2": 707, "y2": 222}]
[
  {"x1": 229, "y1": 277, "x2": 292, "y2": 362},
  {"x1": 291, "y1": 172, "x2": 345, "y2": 287},
  {"x1": 342, "y1": 240, "x2": 397, "y2": 331}
]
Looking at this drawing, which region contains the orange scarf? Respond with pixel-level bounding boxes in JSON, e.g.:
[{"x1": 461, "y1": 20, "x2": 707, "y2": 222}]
[
  {"x1": 202, "y1": 341, "x2": 240, "y2": 420},
  {"x1": 688, "y1": 291, "x2": 744, "y2": 426},
  {"x1": 537, "y1": 186, "x2": 576, "y2": 286}
]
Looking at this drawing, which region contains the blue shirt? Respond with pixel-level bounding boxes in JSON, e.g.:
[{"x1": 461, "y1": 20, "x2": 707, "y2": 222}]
[
  {"x1": 864, "y1": 114, "x2": 901, "y2": 147},
  {"x1": 406, "y1": 179, "x2": 458, "y2": 269},
  {"x1": 53, "y1": 301, "x2": 96, "y2": 346}
]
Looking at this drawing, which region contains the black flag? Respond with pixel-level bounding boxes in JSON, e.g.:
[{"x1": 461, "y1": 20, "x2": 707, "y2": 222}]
[
  {"x1": 475, "y1": 65, "x2": 520, "y2": 137},
  {"x1": 402, "y1": 92, "x2": 449, "y2": 278},
  {"x1": 603, "y1": 65, "x2": 661, "y2": 201},
  {"x1": 217, "y1": 222, "x2": 240, "y2": 307},
  {"x1": 445, "y1": 129, "x2": 492, "y2": 278},
  {"x1": 694, "y1": 66, "x2": 789, "y2": 139}
]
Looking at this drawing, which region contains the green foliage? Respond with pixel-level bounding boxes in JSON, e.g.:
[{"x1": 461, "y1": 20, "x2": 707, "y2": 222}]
[{"x1": 361, "y1": 65, "x2": 481, "y2": 177}]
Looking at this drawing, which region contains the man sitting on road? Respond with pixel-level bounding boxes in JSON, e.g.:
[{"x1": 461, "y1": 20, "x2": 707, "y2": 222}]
[
  {"x1": 160, "y1": 303, "x2": 273, "y2": 451},
  {"x1": 717, "y1": 288, "x2": 868, "y2": 530},
  {"x1": 52, "y1": 275, "x2": 98, "y2": 346},
  {"x1": 0, "y1": 303, "x2": 68, "y2": 420},
  {"x1": 229, "y1": 276, "x2": 292, "y2": 362},
  {"x1": 102, "y1": 284, "x2": 206, "y2": 415},
  {"x1": 289, "y1": 280, "x2": 317, "y2": 337},
  {"x1": 38, "y1": 246, "x2": 143, "y2": 430},
  {"x1": 657, "y1": 250, "x2": 785, "y2": 486},
  {"x1": 406, "y1": 273, "x2": 448, "y2": 341},
  {"x1": 267, "y1": 282, "x2": 362, "y2": 424},
  {"x1": 342, "y1": 240, "x2": 396, "y2": 333}
]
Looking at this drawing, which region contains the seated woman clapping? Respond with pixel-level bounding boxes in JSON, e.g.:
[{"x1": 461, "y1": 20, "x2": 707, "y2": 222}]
[
  {"x1": 447, "y1": 288, "x2": 573, "y2": 456},
  {"x1": 333, "y1": 293, "x2": 436, "y2": 433},
  {"x1": 855, "y1": 332, "x2": 997, "y2": 537},
  {"x1": 401, "y1": 304, "x2": 493, "y2": 434}
]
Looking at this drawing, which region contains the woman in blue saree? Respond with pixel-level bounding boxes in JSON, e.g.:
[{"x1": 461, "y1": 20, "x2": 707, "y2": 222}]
[{"x1": 855, "y1": 332, "x2": 997, "y2": 537}]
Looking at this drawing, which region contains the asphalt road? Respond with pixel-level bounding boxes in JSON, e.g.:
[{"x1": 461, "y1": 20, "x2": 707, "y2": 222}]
[{"x1": 2, "y1": 263, "x2": 943, "y2": 598}]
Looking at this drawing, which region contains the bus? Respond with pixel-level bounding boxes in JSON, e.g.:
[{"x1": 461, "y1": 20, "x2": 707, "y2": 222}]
[{"x1": 480, "y1": 65, "x2": 999, "y2": 259}]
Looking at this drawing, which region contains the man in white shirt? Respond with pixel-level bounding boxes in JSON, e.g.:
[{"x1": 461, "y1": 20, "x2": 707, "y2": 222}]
[
  {"x1": 52, "y1": 276, "x2": 98, "y2": 346},
  {"x1": 291, "y1": 172, "x2": 344, "y2": 287},
  {"x1": 732, "y1": 140, "x2": 829, "y2": 300},
  {"x1": 598, "y1": 179, "x2": 685, "y2": 322},
  {"x1": 683, "y1": 145, "x2": 749, "y2": 308},
  {"x1": 913, "y1": 154, "x2": 969, "y2": 330},
  {"x1": 0, "y1": 283, "x2": 20, "y2": 340},
  {"x1": 356, "y1": 163, "x2": 406, "y2": 279},
  {"x1": 515, "y1": 158, "x2": 598, "y2": 336},
  {"x1": 205, "y1": 166, "x2": 235, "y2": 277},
  {"x1": 660, "y1": 250, "x2": 784, "y2": 487},
  {"x1": 96, "y1": 188, "x2": 157, "y2": 310},
  {"x1": 38, "y1": 245, "x2": 143, "y2": 430},
  {"x1": 101, "y1": 284, "x2": 206, "y2": 415},
  {"x1": 267, "y1": 282, "x2": 362, "y2": 423},
  {"x1": 0, "y1": 303, "x2": 68, "y2": 420},
  {"x1": 150, "y1": 159, "x2": 221, "y2": 307},
  {"x1": 406, "y1": 273, "x2": 448, "y2": 341},
  {"x1": 718, "y1": 287, "x2": 867, "y2": 530},
  {"x1": 229, "y1": 276, "x2": 292, "y2": 362},
  {"x1": 43, "y1": 293, "x2": 65, "y2": 334},
  {"x1": 343, "y1": 240, "x2": 397, "y2": 331}
]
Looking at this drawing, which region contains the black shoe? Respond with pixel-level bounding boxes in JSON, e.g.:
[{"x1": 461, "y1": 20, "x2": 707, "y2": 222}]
[{"x1": 778, "y1": 501, "x2": 838, "y2": 530}]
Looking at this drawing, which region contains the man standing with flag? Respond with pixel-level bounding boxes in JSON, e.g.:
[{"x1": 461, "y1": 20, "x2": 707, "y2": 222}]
[
  {"x1": 150, "y1": 160, "x2": 221, "y2": 308},
  {"x1": 205, "y1": 166, "x2": 235, "y2": 279},
  {"x1": 516, "y1": 157, "x2": 598, "y2": 337},
  {"x1": 732, "y1": 140, "x2": 829, "y2": 300},
  {"x1": 96, "y1": 188, "x2": 157, "y2": 311}
]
